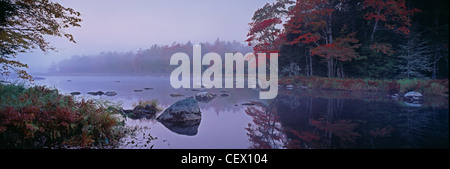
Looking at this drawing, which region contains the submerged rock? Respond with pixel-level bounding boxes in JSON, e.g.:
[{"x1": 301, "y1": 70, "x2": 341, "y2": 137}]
[
  {"x1": 32, "y1": 77, "x2": 46, "y2": 81},
  {"x1": 157, "y1": 98, "x2": 201, "y2": 122},
  {"x1": 104, "y1": 91, "x2": 117, "y2": 96},
  {"x1": 70, "y1": 92, "x2": 81, "y2": 95},
  {"x1": 194, "y1": 92, "x2": 216, "y2": 103},
  {"x1": 170, "y1": 93, "x2": 183, "y2": 97},
  {"x1": 87, "y1": 91, "x2": 104, "y2": 96}
]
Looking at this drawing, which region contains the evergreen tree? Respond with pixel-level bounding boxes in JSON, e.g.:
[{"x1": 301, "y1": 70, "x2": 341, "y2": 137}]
[{"x1": 396, "y1": 32, "x2": 433, "y2": 79}]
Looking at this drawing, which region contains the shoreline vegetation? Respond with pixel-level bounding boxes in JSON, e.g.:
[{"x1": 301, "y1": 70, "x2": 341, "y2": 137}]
[
  {"x1": 279, "y1": 76, "x2": 449, "y2": 97},
  {"x1": 0, "y1": 83, "x2": 126, "y2": 148}
]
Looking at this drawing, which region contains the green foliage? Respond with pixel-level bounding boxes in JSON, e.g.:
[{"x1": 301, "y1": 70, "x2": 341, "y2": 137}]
[{"x1": 0, "y1": 84, "x2": 125, "y2": 148}]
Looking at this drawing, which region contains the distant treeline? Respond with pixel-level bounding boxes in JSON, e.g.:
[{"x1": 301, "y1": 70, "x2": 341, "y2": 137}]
[{"x1": 48, "y1": 39, "x2": 252, "y2": 74}]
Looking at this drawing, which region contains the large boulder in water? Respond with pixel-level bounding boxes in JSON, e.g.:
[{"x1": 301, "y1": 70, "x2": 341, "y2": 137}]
[{"x1": 157, "y1": 98, "x2": 201, "y2": 122}]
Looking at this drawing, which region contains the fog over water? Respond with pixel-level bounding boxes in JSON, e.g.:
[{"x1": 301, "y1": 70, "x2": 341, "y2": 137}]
[{"x1": 16, "y1": 0, "x2": 276, "y2": 73}]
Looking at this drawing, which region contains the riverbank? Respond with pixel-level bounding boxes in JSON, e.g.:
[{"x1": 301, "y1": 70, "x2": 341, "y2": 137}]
[{"x1": 279, "y1": 76, "x2": 449, "y2": 96}]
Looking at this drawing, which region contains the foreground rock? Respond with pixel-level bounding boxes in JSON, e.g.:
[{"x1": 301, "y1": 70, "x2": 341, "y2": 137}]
[
  {"x1": 157, "y1": 98, "x2": 201, "y2": 122},
  {"x1": 194, "y1": 92, "x2": 216, "y2": 103}
]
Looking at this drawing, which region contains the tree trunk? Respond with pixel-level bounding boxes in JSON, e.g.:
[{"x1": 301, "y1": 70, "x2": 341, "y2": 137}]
[
  {"x1": 305, "y1": 52, "x2": 309, "y2": 76},
  {"x1": 370, "y1": 8, "x2": 381, "y2": 44},
  {"x1": 432, "y1": 44, "x2": 438, "y2": 79},
  {"x1": 309, "y1": 51, "x2": 313, "y2": 76},
  {"x1": 326, "y1": 13, "x2": 334, "y2": 78}
]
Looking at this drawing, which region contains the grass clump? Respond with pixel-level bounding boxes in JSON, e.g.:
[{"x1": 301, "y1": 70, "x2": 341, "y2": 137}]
[{"x1": 132, "y1": 99, "x2": 163, "y2": 112}]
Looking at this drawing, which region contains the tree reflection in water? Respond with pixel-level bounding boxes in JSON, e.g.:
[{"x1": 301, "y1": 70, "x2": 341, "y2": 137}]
[
  {"x1": 244, "y1": 97, "x2": 362, "y2": 149},
  {"x1": 245, "y1": 100, "x2": 288, "y2": 149}
]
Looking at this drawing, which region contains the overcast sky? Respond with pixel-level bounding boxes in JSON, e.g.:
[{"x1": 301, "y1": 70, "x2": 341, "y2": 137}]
[{"x1": 17, "y1": 0, "x2": 275, "y2": 73}]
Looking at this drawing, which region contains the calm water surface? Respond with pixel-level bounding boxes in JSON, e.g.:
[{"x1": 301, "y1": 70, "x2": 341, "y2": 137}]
[{"x1": 33, "y1": 75, "x2": 448, "y2": 149}]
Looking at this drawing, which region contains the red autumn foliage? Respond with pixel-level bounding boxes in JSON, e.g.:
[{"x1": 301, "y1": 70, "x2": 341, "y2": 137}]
[
  {"x1": 0, "y1": 85, "x2": 124, "y2": 148},
  {"x1": 363, "y1": 0, "x2": 421, "y2": 35},
  {"x1": 245, "y1": 101, "x2": 287, "y2": 149},
  {"x1": 370, "y1": 126, "x2": 393, "y2": 137}
]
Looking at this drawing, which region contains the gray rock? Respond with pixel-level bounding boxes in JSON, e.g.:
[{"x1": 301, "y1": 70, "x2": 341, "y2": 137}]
[
  {"x1": 404, "y1": 91, "x2": 423, "y2": 100},
  {"x1": 104, "y1": 91, "x2": 117, "y2": 96},
  {"x1": 70, "y1": 92, "x2": 81, "y2": 95},
  {"x1": 157, "y1": 98, "x2": 201, "y2": 122},
  {"x1": 194, "y1": 92, "x2": 216, "y2": 103},
  {"x1": 286, "y1": 84, "x2": 294, "y2": 90},
  {"x1": 87, "y1": 91, "x2": 104, "y2": 96},
  {"x1": 170, "y1": 93, "x2": 183, "y2": 97},
  {"x1": 123, "y1": 104, "x2": 158, "y2": 119}
]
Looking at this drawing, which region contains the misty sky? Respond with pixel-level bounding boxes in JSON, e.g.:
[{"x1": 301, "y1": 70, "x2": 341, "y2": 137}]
[{"x1": 17, "y1": 0, "x2": 276, "y2": 73}]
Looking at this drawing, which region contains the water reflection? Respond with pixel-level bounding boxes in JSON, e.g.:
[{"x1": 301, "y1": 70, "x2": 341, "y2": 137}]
[
  {"x1": 245, "y1": 100, "x2": 287, "y2": 149},
  {"x1": 245, "y1": 90, "x2": 449, "y2": 149},
  {"x1": 30, "y1": 75, "x2": 448, "y2": 149},
  {"x1": 159, "y1": 120, "x2": 201, "y2": 136}
]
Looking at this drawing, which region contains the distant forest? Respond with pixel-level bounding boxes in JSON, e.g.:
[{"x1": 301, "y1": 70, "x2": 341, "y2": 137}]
[
  {"x1": 48, "y1": 39, "x2": 252, "y2": 74},
  {"x1": 48, "y1": 0, "x2": 449, "y2": 80}
]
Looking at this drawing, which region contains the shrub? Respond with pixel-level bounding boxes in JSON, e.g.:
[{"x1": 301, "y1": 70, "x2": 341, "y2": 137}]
[{"x1": 0, "y1": 84, "x2": 125, "y2": 148}]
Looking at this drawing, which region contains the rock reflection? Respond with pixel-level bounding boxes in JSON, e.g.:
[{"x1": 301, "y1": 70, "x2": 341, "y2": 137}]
[{"x1": 159, "y1": 120, "x2": 201, "y2": 136}]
